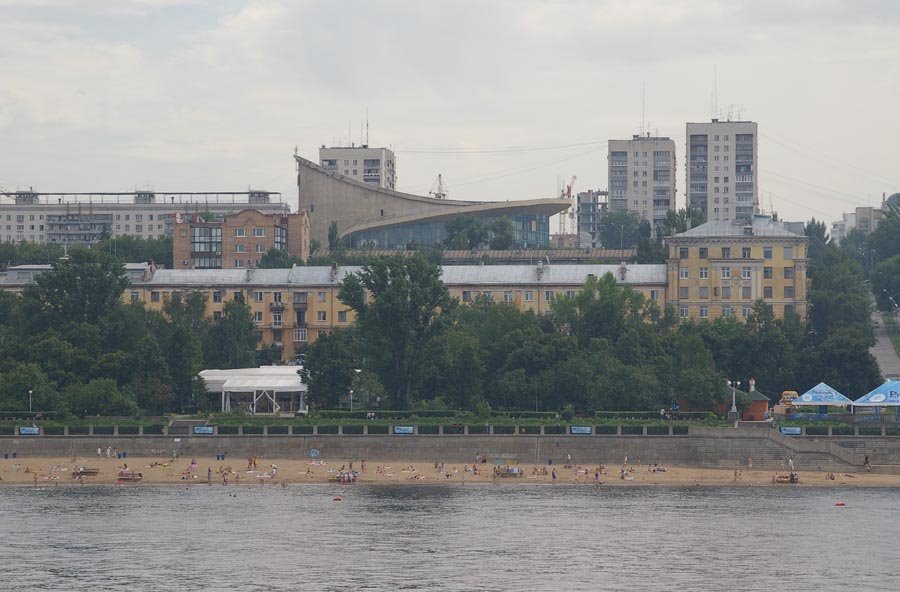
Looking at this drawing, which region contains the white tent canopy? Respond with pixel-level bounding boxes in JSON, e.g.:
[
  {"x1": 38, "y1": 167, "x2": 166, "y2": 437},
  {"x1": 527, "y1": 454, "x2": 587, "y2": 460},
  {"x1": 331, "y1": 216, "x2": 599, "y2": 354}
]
[{"x1": 200, "y1": 366, "x2": 308, "y2": 415}]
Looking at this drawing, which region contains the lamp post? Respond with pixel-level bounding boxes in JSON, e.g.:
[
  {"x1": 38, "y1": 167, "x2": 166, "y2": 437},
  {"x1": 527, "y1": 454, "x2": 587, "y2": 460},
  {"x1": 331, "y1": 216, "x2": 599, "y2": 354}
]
[
  {"x1": 349, "y1": 389, "x2": 353, "y2": 413},
  {"x1": 728, "y1": 380, "x2": 741, "y2": 422},
  {"x1": 882, "y1": 289, "x2": 900, "y2": 322},
  {"x1": 28, "y1": 389, "x2": 33, "y2": 414},
  {"x1": 619, "y1": 224, "x2": 625, "y2": 251}
]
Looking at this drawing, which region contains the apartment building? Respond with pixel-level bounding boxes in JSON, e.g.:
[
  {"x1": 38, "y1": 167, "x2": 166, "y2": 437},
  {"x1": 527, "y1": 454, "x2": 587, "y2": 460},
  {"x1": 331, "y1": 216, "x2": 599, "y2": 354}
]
[
  {"x1": 172, "y1": 209, "x2": 310, "y2": 269},
  {"x1": 666, "y1": 216, "x2": 808, "y2": 321},
  {"x1": 0, "y1": 190, "x2": 288, "y2": 245},
  {"x1": 118, "y1": 263, "x2": 666, "y2": 361},
  {"x1": 608, "y1": 135, "x2": 677, "y2": 230},
  {"x1": 575, "y1": 189, "x2": 608, "y2": 248},
  {"x1": 686, "y1": 119, "x2": 758, "y2": 224},
  {"x1": 319, "y1": 145, "x2": 396, "y2": 190}
]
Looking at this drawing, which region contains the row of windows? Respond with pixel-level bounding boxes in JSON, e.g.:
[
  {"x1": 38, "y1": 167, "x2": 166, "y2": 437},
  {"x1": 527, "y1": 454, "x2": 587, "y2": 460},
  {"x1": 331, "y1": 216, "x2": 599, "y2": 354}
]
[
  {"x1": 680, "y1": 266, "x2": 795, "y2": 280},
  {"x1": 234, "y1": 228, "x2": 267, "y2": 237},
  {"x1": 678, "y1": 285, "x2": 796, "y2": 299},
  {"x1": 678, "y1": 246, "x2": 795, "y2": 260},
  {"x1": 679, "y1": 303, "x2": 792, "y2": 320},
  {"x1": 233, "y1": 244, "x2": 268, "y2": 253}
]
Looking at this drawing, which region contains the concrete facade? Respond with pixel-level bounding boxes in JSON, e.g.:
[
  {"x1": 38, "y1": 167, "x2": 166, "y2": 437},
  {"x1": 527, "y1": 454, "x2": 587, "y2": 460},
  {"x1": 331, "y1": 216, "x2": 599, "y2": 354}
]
[
  {"x1": 686, "y1": 119, "x2": 758, "y2": 224},
  {"x1": 608, "y1": 136, "x2": 676, "y2": 229}
]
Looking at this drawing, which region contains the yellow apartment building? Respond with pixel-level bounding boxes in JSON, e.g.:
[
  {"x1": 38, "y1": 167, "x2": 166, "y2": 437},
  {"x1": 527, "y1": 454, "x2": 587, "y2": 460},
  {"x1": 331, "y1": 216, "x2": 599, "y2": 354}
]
[
  {"x1": 665, "y1": 217, "x2": 808, "y2": 321},
  {"x1": 126, "y1": 263, "x2": 668, "y2": 361}
]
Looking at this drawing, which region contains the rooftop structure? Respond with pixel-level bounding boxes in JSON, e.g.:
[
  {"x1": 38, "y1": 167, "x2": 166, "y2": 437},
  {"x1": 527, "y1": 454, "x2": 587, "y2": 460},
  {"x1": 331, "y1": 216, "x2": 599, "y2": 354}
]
[{"x1": 608, "y1": 135, "x2": 676, "y2": 229}]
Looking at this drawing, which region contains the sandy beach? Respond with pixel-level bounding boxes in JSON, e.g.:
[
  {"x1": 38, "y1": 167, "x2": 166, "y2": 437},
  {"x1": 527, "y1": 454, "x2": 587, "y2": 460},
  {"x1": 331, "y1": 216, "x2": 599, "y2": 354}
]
[{"x1": 1, "y1": 455, "x2": 899, "y2": 487}]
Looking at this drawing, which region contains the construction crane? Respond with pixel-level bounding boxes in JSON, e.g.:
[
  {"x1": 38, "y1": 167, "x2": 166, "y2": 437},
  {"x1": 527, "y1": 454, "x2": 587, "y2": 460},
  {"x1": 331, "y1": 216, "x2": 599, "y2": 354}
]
[
  {"x1": 557, "y1": 175, "x2": 577, "y2": 235},
  {"x1": 429, "y1": 174, "x2": 447, "y2": 199}
]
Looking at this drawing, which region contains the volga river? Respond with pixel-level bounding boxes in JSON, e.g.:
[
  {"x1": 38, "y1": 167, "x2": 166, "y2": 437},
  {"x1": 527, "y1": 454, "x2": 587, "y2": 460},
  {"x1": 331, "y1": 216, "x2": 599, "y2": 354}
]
[{"x1": 0, "y1": 484, "x2": 897, "y2": 591}]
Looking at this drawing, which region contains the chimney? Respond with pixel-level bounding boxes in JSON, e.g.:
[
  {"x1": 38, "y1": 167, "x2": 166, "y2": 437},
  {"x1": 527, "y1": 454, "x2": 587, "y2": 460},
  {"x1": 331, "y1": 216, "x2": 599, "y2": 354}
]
[
  {"x1": 619, "y1": 263, "x2": 627, "y2": 281},
  {"x1": 749, "y1": 378, "x2": 756, "y2": 392},
  {"x1": 537, "y1": 260, "x2": 544, "y2": 280},
  {"x1": 330, "y1": 262, "x2": 338, "y2": 282}
]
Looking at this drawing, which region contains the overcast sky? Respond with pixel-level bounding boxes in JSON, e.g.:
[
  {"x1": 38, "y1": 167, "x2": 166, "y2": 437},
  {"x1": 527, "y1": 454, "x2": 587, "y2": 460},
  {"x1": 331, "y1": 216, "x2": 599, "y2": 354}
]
[{"x1": 1, "y1": 0, "x2": 897, "y2": 226}]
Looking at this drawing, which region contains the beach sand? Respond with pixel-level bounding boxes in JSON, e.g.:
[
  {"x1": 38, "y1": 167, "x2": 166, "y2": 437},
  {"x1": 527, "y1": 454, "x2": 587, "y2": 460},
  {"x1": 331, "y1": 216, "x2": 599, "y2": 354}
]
[{"x1": 1, "y1": 456, "x2": 898, "y2": 488}]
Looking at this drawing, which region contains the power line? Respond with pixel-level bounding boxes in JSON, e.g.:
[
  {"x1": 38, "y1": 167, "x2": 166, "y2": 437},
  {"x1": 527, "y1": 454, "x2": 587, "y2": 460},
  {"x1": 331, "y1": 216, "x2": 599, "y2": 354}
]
[{"x1": 395, "y1": 140, "x2": 606, "y2": 155}]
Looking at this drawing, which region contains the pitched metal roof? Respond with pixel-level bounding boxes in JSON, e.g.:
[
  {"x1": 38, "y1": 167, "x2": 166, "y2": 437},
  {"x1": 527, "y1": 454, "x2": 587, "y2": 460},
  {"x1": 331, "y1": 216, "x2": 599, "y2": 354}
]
[{"x1": 674, "y1": 218, "x2": 803, "y2": 239}]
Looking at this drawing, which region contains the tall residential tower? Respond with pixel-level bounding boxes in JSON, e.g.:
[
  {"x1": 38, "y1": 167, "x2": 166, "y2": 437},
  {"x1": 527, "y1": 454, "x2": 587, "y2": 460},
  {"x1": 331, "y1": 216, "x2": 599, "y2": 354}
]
[
  {"x1": 608, "y1": 135, "x2": 677, "y2": 230},
  {"x1": 686, "y1": 119, "x2": 758, "y2": 224},
  {"x1": 319, "y1": 145, "x2": 396, "y2": 190}
]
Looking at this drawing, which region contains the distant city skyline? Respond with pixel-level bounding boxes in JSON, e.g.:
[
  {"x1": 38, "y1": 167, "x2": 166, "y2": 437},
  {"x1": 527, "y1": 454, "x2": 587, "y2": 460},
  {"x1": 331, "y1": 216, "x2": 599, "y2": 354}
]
[{"x1": 0, "y1": 0, "x2": 897, "y2": 227}]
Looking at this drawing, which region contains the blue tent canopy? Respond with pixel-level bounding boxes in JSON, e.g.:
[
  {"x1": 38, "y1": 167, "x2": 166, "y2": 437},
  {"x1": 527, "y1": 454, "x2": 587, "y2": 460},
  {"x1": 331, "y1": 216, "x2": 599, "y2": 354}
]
[
  {"x1": 792, "y1": 382, "x2": 853, "y2": 406},
  {"x1": 853, "y1": 381, "x2": 900, "y2": 407}
]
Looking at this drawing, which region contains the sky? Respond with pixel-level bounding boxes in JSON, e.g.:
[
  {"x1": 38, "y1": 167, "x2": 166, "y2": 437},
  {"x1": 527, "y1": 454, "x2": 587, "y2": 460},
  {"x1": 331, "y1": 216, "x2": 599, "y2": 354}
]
[{"x1": 0, "y1": 0, "x2": 898, "y2": 228}]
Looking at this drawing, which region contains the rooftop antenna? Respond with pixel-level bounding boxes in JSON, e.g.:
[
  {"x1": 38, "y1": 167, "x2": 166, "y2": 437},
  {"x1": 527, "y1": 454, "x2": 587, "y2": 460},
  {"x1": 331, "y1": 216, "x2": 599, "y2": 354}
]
[
  {"x1": 366, "y1": 108, "x2": 369, "y2": 146},
  {"x1": 713, "y1": 65, "x2": 718, "y2": 119},
  {"x1": 429, "y1": 174, "x2": 447, "y2": 199},
  {"x1": 641, "y1": 81, "x2": 645, "y2": 136}
]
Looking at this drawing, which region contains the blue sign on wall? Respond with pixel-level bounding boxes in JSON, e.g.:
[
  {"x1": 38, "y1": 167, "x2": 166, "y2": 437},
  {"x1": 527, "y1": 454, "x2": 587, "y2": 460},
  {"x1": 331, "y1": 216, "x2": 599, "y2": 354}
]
[
  {"x1": 780, "y1": 427, "x2": 802, "y2": 436},
  {"x1": 18, "y1": 426, "x2": 39, "y2": 435},
  {"x1": 193, "y1": 426, "x2": 214, "y2": 435},
  {"x1": 393, "y1": 426, "x2": 414, "y2": 435},
  {"x1": 571, "y1": 426, "x2": 592, "y2": 435}
]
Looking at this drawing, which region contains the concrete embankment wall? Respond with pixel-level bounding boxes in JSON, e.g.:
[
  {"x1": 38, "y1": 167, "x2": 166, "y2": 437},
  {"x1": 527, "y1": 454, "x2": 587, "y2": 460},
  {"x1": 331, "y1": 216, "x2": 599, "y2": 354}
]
[{"x1": 4, "y1": 430, "x2": 897, "y2": 470}]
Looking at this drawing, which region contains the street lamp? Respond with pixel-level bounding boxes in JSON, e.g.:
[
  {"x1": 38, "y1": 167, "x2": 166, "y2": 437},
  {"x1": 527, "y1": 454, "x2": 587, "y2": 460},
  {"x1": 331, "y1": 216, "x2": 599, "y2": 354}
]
[
  {"x1": 727, "y1": 380, "x2": 741, "y2": 422},
  {"x1": 619, "y1": 224, "x2": 625, "y2": 251},
  {"x1": 28, "y1": 389, "x2": 33, "y2": 414},
  {"x1": 349, "y1": 389, "x2": 354, "y2": 412}
]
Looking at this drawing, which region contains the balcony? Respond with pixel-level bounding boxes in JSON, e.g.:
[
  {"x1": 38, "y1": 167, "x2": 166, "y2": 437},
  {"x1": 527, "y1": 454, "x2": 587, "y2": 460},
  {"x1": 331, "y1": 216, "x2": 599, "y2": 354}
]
[
  {"x1": 270, "y1": 302, "x2": 285, "y2": 312},
  {"x1": 292, "y1": 300, "x2": 308, "y2": 310}
]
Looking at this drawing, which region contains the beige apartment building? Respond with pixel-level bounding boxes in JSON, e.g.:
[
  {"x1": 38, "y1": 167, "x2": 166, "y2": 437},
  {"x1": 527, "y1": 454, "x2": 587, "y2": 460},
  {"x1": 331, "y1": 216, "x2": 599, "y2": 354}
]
[
  {"x1": 686, "y1": 119, "x2": 758, "y2": 224},
  {"x1": 608, "y1": 135, "x2": 677, "y2": 230},
  {"x1": 666, "y1": 217, "x2": 808, "y2": 321},
  {"x1": 172, "y1": 209, "x2": 310, "y2": 269},
  {"x1": 319, "y1": 145, "x2": 396, "y2": 190}
]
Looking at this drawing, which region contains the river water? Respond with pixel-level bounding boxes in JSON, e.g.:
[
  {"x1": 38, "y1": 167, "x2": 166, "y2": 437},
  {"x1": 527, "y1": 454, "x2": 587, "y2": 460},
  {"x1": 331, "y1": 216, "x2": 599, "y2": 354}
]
[{"x1": 0, "y1": 484, "x2": 897, "y2": 591}]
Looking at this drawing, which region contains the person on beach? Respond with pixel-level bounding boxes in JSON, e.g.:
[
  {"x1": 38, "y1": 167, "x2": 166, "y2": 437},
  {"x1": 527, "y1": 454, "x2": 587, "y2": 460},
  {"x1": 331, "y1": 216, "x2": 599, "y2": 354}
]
[
  {"x1": 207, "y1": 467, "x2": 212, "y2": 483},
  {"x1": 864, "y1": 455, "x2": 871, "y2": 471},
  {"x1": 788, "y1": 458, "x2": 795, "y2": 471},
  {"x1": 97, "y1": 447, "x2": 102, "y2": 457},
  {"x1": 106, "y1": 446, "x2": 112, "y2": 458}
]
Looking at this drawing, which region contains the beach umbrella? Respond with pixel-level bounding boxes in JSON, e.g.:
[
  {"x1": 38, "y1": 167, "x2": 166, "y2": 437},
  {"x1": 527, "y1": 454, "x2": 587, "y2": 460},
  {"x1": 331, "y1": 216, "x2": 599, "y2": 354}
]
[{"x1": 852, "y1": 380, "x2": 900, "y2": 407}]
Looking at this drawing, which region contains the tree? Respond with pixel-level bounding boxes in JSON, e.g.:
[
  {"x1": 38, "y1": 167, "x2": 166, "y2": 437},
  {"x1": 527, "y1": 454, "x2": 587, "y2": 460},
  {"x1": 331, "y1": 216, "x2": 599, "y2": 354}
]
[
  {"x1": 94, "y1": 235, "x2": 173, "y2": 268},
  {"x1": 867, "y1": 205, "x2": 900, "y2": 266},
  {"x1": 338, "y1": 254, "x2": 453, "y2": 408},
  {"x1": 598, "y1": 211, "x2": 644, "y2": 250},
  {"x1": 23, "y1": 249, "x2": 129, "y2": 326},
  {"x1": 205, "y1": 300, "x2": 258, "y2": 369},
  {"x1": 804, "y1": 218, "x2": 829, "y2": 262},
  {"x1": 299, "y1": 330, "x2": 357, "y2": 409},
  {"x1": 444, "y1": 215, "x2": 487, "y2": 250},
  {"x1": 872, "y1": 255, "x2": 900, "y2": 312},
  {"x1": 328, "y1": 221, "x2": 340, "y2": 252},
  {"x1": 65, "y1": 378, "x2": 138, "y2": 417},
  {"x1": 258, "y1": 247, "x2": 305, "y2": 268},
  {"x1": 488, "y1": 217, "x2": 515, "y2": 250}
]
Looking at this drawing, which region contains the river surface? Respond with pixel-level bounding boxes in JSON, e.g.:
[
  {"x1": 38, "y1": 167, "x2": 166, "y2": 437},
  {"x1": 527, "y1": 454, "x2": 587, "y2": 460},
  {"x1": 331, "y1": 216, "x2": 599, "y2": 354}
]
[{"x1": 0, "y1": 484, "x2": 897, "y2": 591}]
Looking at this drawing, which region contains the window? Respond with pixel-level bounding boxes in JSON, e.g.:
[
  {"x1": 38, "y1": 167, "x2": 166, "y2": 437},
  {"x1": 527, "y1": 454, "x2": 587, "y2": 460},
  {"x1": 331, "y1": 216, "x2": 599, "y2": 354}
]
[
  {"x1": 741, "y1": 266, "x2": 751, "y2": 280},
  {"x1": 700, "y1": 306, "x2": 708, "y2": 319},
  {"x1": 135, "y1": 224, "x2": 142, "y2": 232},
  {"x1": 317, "y1": 291, "x2": 326, "y2": 303},
  {"x1": 565, "y1": 290, "x2": 576, "y2": 299},
  {"x1": 273, "y1": 292, "x2": 282, "y2": 302},
  {"x1": 764, "y1": 267, "x2": 773, "y2": 279},
  {"x1": 253, "y1": 311, "x2": 263, "y2": 323},
  {"x1": 699, "y1": 247, "x2": 708, "y2": 259},
  {"x1": 763, "y1": 286, "x2": 773, "y2": 299},
  {"x1": 678, "y1": 286, "x2": 689, "y2": 299},
  {"x1": 294, "y1": 328, "x2": 308, "y2": 342},
  {"x1": 722, "y1": 286, "x2": 732, "y2": 299},
  {"x1": 721, "y1": 267, "x2": 731, "y2": 279},
  {"x1": 743, "y1": 306, "x2": 751, "y2": 318},
  {"x1": 722, "y1": 307, "x2": 732, "y2": 318},
  {"x1": 130, "y1": 291, "x2": 139, "y2": 303},
  {"x1": 338, "y1": 310, "x2": 348, "y2": 323},
  {"x1": 213, "y1": 291, "x2": 223, "y2": 303},
  {"x1": 679, "y1": 267, "x2": 689, "y2": 279},
  {"x1": 482, "y1": 292, "x2": 493, "y2": 301},
  {"x1": 213, "y1": 311, "x2": 222, "y2": 321},
  {"x1": 317, "y1": 311, "x2": 327, "y2": 322},
  {"x1": 679, "y1": 307, "x2": 689, "y2": 319},
  {"x1": 783, "y1": 267, "x2": 794, "y2": 279},
  {"x1": 296, "y1": 309, "x2": 306, "y2": 324},
  {"x1": 253, "y1": 228, "x2": 266, "y2": 237},
  {"x1": 253, "y1": 291, "x2": 263, "y2": 302},
  {"x1": 545, "y1": 290, "x2": 554, "y2": 301},
  {"x1": 504, "y1": 291, "x2": 513, "y2": 303},
  {"x1": 462, "y1": 291, "x2": 471, "y2": 302},
  {"x1": 742, "y1": 247, "x2": 751, "y2": 259},
  {"x1": 742, "y1": 286, "x2": 751, "y2": 300},
  {"x1": 273, "y1": 312, "x2": 283, "y2": 327},
  {"x1": 699, "y1": 287, "x2": 709, "y2": 299},
  {"x1": 256, "y1": 244, "x2": 266, "y2": 253},
  {"x1": 150, "y1": 291, "x2": 160, "y2": 302},
  {"x1": 784, "y1": 246, "x2": 793, "y2": 259},
  {"x1": 235, "y1": 244, "x2": 245, "y2": 253},
  {"x1": 679, "y1": 247, "x2": 689, "y2": 259},
  {"x1": 234, "y1": 259, "x2": 245, "y2": 268},
  {"x1": 784, "y1": 286, "x2": 795, "y2": 298},
  {"x1": 763, "y1": 246, "x2": 772, "y2": 259},
  {"x1": 721, "y1": 247, "x2": 731, "y2": 259},
  {"x1": 233, "y1": 292, "x2": 244, "y2": 302},
  {"x1": 649, "y1": 290, "x2": 659, "y2": 301},
  {"x1": 524, "y1": 291, "x2": 533, "y2": 302},
  {"x1": 699, "y1": 267, "x2": 709, "y2": 279}
]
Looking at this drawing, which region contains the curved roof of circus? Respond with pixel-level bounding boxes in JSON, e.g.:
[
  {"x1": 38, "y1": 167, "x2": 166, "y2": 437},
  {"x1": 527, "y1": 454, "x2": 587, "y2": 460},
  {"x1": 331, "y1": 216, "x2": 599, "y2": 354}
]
[
  {"x1": 341, "y1": 199, "x2": 570, "y2": 237},
  {"x1": 294, "y1": 154, "x2": 571, "y2": 238}
]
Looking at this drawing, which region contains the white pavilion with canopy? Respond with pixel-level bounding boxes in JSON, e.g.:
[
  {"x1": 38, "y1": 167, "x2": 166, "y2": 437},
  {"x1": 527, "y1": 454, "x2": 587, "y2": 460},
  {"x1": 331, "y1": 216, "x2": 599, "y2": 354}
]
[{"x1": 200, "y1": 366, "x2": 308, "y2": 415}]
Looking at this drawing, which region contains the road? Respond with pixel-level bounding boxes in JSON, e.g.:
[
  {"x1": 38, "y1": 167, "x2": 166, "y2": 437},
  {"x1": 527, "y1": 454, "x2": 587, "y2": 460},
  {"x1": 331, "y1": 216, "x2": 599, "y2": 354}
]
[{"x1": 870, "y1": 310, "x2": 900, "y2": 379}]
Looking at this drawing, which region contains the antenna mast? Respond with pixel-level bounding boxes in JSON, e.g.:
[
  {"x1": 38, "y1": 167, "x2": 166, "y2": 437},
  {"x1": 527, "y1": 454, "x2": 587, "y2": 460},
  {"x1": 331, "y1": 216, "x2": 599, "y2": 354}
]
[{"x1": 429, "y1": 174, "x2": 447, "y2": 199}]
